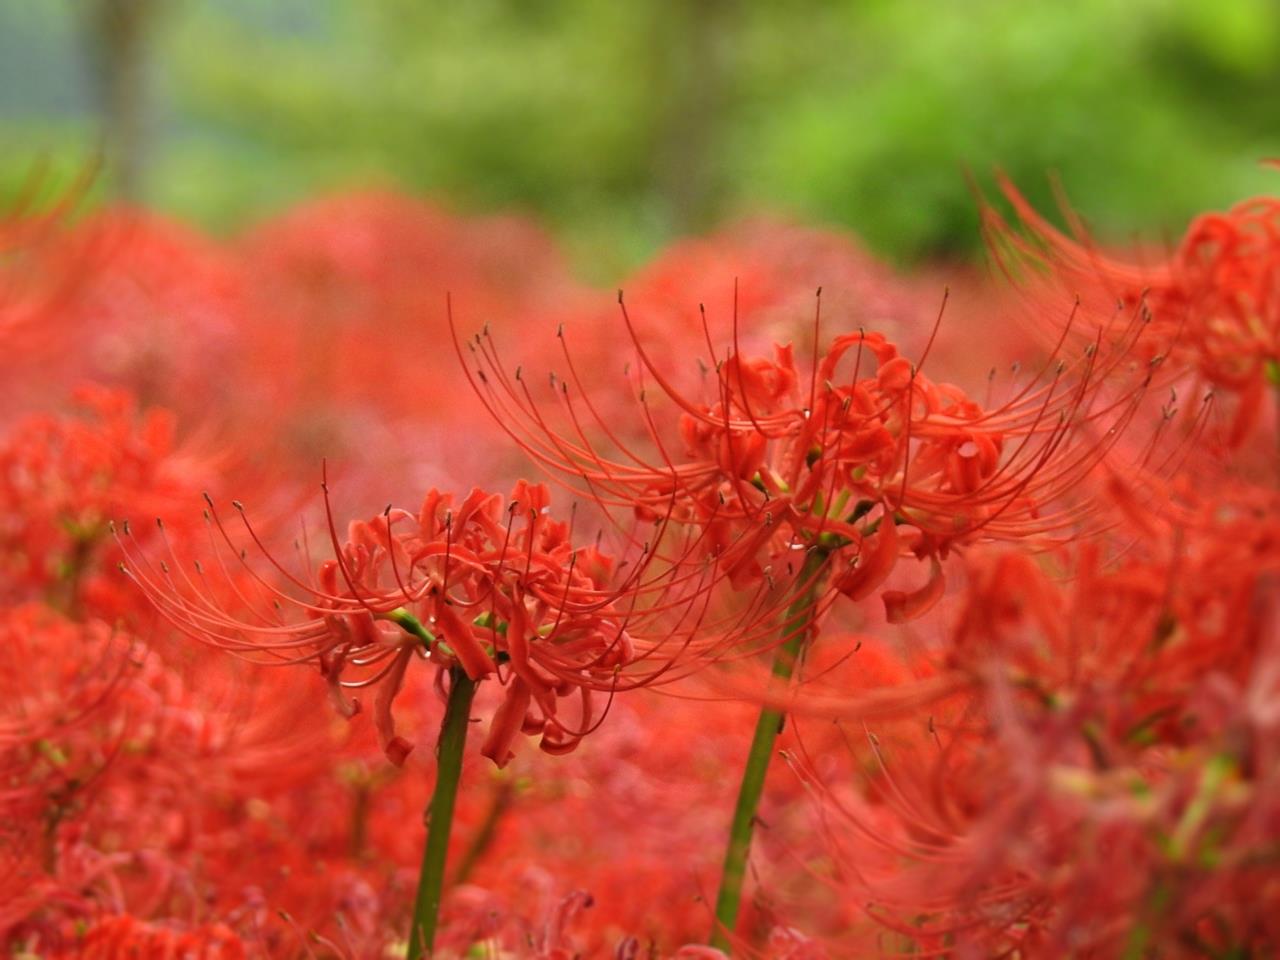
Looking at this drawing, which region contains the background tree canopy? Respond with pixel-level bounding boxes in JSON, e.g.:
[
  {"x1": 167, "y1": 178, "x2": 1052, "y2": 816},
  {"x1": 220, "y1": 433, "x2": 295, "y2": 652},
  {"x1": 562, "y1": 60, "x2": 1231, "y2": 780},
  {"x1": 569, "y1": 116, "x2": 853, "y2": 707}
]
[{"x1": 2, "y1": 0, "x2": 1278, "y2": 279}]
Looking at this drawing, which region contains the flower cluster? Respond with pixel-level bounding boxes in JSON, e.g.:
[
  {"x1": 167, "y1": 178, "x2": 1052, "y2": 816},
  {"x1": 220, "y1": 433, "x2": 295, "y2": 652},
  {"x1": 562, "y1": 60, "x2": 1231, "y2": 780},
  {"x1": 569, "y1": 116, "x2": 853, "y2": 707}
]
[
  {"x1": 5, "y1": 179, "x2": 1279, "y2": 958},
  {"x1": 789, "y1": 480, "x2": 1280, "y2": 955},
  {"x1": 988, "y1": 171, "x2": 1280, "y2": 445},
  {"x1": 120, "y1": 477, "x2": 693, "y2": 768},
  {"x1": 462, "y1": 288, "x2": 1151, "y2": 631}
]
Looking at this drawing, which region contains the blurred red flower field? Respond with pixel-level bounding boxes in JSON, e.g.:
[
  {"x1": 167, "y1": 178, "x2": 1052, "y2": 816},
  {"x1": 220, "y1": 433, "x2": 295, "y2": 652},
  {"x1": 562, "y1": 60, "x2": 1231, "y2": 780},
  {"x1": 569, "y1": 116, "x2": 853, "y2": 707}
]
[{"x1": 2, "y1": 181, "x2": 1278, "y2": 958}]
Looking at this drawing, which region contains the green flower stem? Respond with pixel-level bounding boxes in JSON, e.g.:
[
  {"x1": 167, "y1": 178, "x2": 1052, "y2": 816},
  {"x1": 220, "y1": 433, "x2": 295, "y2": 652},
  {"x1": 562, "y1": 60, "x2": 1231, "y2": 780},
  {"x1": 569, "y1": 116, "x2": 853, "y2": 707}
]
[
  {"x1": 710, "y1": 548, "x2": 830, "y2": 953},
  {"x1": 385, "y1": 607, "x2": 435, "y2": 649},
  {"x1": 407, "y1": 667, "x2": 477, "y2": 959}
]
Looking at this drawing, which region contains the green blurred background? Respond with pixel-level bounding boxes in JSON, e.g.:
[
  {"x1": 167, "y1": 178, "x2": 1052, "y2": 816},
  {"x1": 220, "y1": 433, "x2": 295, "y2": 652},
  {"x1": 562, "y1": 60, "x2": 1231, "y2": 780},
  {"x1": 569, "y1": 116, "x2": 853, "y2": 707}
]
[{"x1": 2, "y1": 0, "x2": 1278, "y2": 280}]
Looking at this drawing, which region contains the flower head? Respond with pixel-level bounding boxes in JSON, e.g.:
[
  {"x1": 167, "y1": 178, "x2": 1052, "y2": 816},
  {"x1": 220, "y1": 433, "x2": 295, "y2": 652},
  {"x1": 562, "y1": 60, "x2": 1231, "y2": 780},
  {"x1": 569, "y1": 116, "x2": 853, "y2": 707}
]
[
  {"x1": 986, "y1": 172, "x2": 1280, "y2": 446},
  {"x1": 118, "y1": 472, "x2": 709, "y2": 768},
  {"x1": 458, "y1": 287, "x2": 1152, "y2": 625}
]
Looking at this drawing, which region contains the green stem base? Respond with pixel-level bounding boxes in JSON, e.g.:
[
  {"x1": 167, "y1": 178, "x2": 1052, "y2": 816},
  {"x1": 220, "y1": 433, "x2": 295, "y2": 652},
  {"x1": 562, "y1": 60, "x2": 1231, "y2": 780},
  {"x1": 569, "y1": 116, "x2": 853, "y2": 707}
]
[
  {"x1": 710, "y1": 549, "x2": 829, "y2": 952},
  {"x1": 408, "y1": 667, "x2": 477, "y2": 959}
]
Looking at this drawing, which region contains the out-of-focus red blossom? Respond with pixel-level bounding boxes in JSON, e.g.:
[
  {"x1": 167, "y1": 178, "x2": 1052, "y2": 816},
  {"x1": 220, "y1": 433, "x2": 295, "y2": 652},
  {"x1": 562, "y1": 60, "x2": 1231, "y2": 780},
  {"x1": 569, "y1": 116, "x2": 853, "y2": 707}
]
[
  {"x1": 0, "y1": 208, "x2": 243, "y2": 420},
  {"x1": 0, "y1": 384, "x2": 208, "y2": 618},
  {"x1": 988, "y1": 173, "x2": 1280, "y2": 446},
  {"x1": 0, "y1": 604, "x2": 135, "y2": 943},
  {"x1": 2, "y1": 191, "x2": 584, "y2": 500},
  {"x1": 759, "y1": 926, "x2": 830, "y2": 960},
  {"x1": 0, "y1": 600, "x2": 361, "y2": 953},
  {"x1": 786, "y1": 476, "x2": 1280, "y2": 957},
  {"x1": 460, "y1": 693, "x2": 755, "y2": 953},
  {"x1": 1, "y1": 172, "x2": 97, "y2": 378},
  {"x1": 62, "y1": 915, "x2": 247, "y2": 960},
  {"x1": 432, "y1": 679, "x2": 867, "y2": 958},
  {"x1": 0, "y1": 393, "x2": 396, "y2": 953},
  {"x1": 953, "y1": 480, "x2": 1280, "y2": 724},
  {"x1": 238, "y1": 193, "x2": 572, "y2": 381},
  {"x1": 630, "y1": 220, "x2": 923, "y2": 336},
  {"x1": 0, "y1": 605, "x2": 128, "y2": 820},
  {"x1": 544, "y1": 219, "x2": 932, "y2": 408},
  {"x1": 231, "y1": 192, "x2": 582, "y2": 495},
  {"x1": 435, "y1": 881, "x2": 597, "y2": 960}
]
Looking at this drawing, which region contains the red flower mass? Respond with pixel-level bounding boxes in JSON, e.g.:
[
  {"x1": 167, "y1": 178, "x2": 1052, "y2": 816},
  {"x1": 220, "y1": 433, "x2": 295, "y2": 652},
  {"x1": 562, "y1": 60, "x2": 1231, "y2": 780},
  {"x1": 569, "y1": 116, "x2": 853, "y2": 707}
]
[{"x1": 3, "y1": 181, "x2": 1279, "y2": 958}]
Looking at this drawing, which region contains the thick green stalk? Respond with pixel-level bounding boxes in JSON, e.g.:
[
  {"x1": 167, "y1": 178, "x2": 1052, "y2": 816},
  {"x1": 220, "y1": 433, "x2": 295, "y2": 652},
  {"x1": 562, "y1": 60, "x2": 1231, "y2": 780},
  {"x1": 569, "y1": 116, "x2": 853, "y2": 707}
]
[
  {"x1": 710, "y1": 549, "x2": 829, "y2": 952},
  {"x1": 407, "y1": 667, "x2": 477, "y2": 959}
]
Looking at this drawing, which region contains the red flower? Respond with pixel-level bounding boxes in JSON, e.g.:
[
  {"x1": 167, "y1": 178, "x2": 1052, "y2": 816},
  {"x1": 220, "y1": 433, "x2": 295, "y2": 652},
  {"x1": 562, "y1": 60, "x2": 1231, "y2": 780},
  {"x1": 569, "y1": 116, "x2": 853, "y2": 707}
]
[
  {"x1": 790, "y1": 476, "x2": 1280, "y2": 957},
  {"x1": 119, "y1": 475, "x2": 695, "y2": 768},
  {"x1": 987, "y1": 173, "x2": 1280, "y2": 446},
  {"x1": 0, "y1": 385, "x2": 214, "y2": 621},
  {"x1": 458, "y1": 289, "x2": 1150, "y2": 624}
]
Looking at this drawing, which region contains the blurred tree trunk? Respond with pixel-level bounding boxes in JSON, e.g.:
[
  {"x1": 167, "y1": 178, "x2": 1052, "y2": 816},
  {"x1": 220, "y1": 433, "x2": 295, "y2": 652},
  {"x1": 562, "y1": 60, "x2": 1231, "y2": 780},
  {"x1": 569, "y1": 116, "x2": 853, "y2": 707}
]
[
  {"x1": 650, "y1": 0, "x2": 736, "y2": 234},
  {"x1": 80, "y1": 0, "x2": 161, "y2": 203}
]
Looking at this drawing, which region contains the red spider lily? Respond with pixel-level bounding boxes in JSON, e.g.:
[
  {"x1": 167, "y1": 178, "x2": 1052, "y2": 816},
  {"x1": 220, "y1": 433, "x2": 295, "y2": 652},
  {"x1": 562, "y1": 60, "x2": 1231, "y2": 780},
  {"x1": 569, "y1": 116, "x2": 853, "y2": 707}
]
[
  {"x1": 946, "y1": 478, "x2": 1280, "y2": 762},
  {"x1": 0, "y1": 606, "x2": 137, "y2": 906},
  {"x1": 0, "y1": 600, "x2": 354, "y2": 947},
  {"x1": 782, "y1": 475, "x2": 1280, "y2": 957},
  {"x1": 0, "y1": 385, "x2": 218, "y2": 620},
  {"x1": 454, "y1": 279, "x2": 1169, "y2": 951},
  {"x1": 986, "y1": 172, "x2": 1280, "y2": 447},
  {"x1": 0, "y1": 207, "x2": 244, "y2": 424},
  {"x1": 229, "y1": 193, "x2": 579, "y2": 494},
  {"x1": 116, "y1": 472, "x2": 725, "y2": 768},
  {"x1": 535, "y1": 218, "x2": 933, "y2": 418},
  {"x1": 457, "y1": 286, "x2": 1155, "y2": 628},
  {"x1": 10, "y1": 179, "x2": 1279, "y2": 957}
]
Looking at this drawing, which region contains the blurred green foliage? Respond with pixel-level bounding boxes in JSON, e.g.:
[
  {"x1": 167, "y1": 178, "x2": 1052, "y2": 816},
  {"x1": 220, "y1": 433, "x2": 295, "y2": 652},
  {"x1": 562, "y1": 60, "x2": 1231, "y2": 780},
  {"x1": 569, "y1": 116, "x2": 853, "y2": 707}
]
[{"x1": 2, "y1": 0, "x2": 1279, "y2": 278}]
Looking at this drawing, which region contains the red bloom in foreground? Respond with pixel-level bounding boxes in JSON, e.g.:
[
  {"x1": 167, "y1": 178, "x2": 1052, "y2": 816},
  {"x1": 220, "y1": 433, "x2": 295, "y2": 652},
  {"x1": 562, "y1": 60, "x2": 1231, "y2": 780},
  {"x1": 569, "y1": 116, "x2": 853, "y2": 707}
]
[
  {"x1": 460, "y1": 290, "x2": 1153, "y2": 626},
  {"x1": 119, "y1": 477, "x2": 701, "y2": 767}
]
